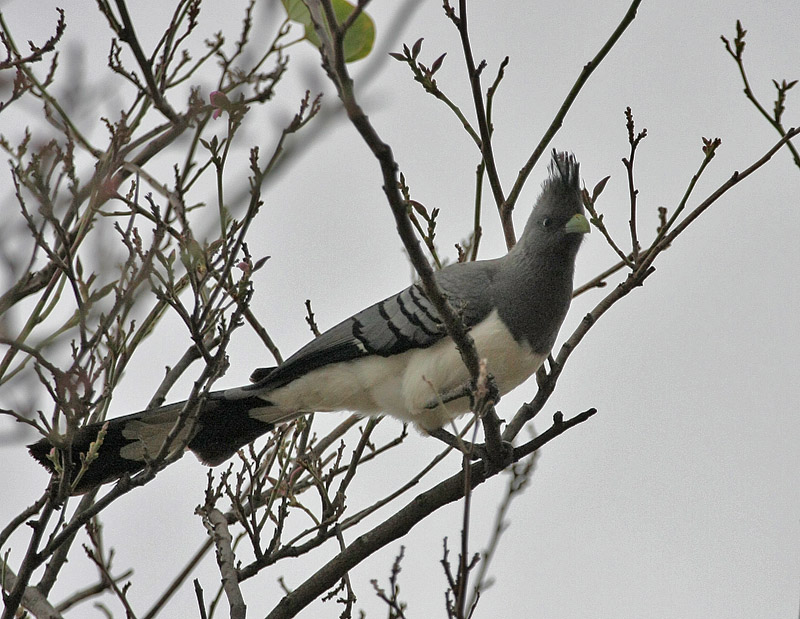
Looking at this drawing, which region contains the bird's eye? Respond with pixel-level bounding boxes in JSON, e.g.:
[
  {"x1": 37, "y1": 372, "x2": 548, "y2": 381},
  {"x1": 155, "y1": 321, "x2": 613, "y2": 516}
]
[{"x1": 541, "y1": 217, "x2": 552, "y2": 228}]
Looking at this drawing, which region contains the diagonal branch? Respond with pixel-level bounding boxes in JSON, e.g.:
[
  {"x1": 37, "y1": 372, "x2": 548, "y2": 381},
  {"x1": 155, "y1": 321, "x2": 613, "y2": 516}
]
[
  {"x1": 0, "y1": 561, "x2": 63, "y2": 619},
  {"x1": 504, "y1": 0, "x2": 642, "y2": 214},
  {"x1": 113, "y1": 0, "x2": 180, "y2": 122},
  {"x1": 303, "y1": 0, "x2": 503, "y2": 445},
  {"x1": 503, "y1": 125, "x2": 800, "y2": 440},
  {"x1": 263, "y1": 408, "x2": 596, "y2": 619},
  {"x1": 446, "y1": 0, "x2": 510, "y2": 247},
  {"x1": 721, "y1": 22, "x2": 800, "y2": 168}
]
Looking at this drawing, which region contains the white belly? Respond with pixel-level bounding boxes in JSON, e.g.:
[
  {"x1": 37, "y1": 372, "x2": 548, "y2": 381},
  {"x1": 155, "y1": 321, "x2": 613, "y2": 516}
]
[{"x1": 263, "y1": 310, "x2": 546, "y2": 431}]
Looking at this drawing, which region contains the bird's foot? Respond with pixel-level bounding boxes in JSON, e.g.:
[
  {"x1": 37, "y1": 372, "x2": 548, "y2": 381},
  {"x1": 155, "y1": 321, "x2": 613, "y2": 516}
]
[{"x1": 423, "y1": 375, "x2": 501, "y2": 412}]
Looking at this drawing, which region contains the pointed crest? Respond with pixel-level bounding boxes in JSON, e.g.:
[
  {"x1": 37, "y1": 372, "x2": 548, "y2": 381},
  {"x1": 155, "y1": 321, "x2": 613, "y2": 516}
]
[{"x1": 547, "y1": 150, "x2": 580, "y2": 191}]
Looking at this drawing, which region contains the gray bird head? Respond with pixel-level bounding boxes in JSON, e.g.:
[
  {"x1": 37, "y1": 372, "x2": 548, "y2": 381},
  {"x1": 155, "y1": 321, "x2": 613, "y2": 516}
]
[
  {"x1": 495, "y1": 150, "x2": 589, "y2": 352},
  {"x1": 517, "y1": 150, "x2": 590, "y2": 258}
]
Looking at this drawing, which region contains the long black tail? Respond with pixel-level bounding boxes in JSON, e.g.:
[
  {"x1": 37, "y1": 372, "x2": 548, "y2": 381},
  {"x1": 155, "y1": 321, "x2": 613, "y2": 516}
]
[{"x1": 28, "y1": 391, "x2": 279, "y2": 494}]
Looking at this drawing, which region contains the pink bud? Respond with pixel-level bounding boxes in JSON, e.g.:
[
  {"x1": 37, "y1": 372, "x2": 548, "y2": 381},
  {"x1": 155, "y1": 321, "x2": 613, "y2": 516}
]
[{"x1": 209, "y1": 90, "x2": 231, "y2": 119}]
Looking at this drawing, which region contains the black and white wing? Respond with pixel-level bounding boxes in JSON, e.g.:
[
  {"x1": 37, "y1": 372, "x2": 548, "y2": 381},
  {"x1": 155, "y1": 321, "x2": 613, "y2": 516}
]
[{"x1": 248, "y1": 260, "x2": 500, "y2": 392}]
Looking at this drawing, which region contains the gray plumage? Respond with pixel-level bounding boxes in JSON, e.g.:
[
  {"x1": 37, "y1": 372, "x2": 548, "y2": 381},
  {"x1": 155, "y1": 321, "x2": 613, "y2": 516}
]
[
  {"x1": 249, "y1": 151, "x2": 584, "y2": 389},
  {"x1": 29, "y1": 150, "x2": 589, "y2": 492}
]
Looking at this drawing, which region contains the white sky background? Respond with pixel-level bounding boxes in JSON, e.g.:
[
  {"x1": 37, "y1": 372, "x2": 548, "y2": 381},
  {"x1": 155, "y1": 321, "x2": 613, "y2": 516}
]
[{"x1": 1, "y1": 1, "x2": 798, "y2": 618}]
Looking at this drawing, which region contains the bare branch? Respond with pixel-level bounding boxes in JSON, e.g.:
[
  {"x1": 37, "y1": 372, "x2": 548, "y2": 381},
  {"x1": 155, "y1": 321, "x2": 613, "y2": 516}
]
[
  {"x1": 263, "y1": 409, "x2": 596, "y2": 619},
  {"x1": 504, "y1": 0, "x2": 643, "y2": 213},
  {"x1": 200, "y1": 507, "x2": 247, "y2": 619}
]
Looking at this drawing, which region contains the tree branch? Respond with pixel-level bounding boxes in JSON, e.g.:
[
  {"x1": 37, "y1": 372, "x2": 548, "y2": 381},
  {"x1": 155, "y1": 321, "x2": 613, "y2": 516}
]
[
  {"x1": 447, "y1": 0, "x2": 510, "y2": 248},
  {"x1": 503, "y1": 0, "x2": 642, "y2": 214},
  {"x1": 264, "y1": 409, "x2": 595, "y2": 619},
  {"x1": 201, "y1": 508, "x2": 247, "y2": 619},
  {"x1": 303, "y1": 0, "x2": 507, "y2": 458}
]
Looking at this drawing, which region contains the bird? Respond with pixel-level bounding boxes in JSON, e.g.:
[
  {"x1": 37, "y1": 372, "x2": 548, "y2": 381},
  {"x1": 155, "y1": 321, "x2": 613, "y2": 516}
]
[{"x1": 29, "y1": 150, "x2": 590, "y2": 493}]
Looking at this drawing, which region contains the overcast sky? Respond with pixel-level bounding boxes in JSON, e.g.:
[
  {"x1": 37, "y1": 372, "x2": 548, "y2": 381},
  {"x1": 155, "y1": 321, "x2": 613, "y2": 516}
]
[{"x1": 1, "y1": 1, "x2": 798, "y2": 618}]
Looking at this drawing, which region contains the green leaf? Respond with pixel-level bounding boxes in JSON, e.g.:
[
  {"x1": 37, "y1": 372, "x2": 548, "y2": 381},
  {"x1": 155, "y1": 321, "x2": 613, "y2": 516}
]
[
  {"x1": 281, "y1": 0, "x2": 375, "y2": 62},
  {"x1": 282, "y1": 0, "x2": 312, "y2": 23}
]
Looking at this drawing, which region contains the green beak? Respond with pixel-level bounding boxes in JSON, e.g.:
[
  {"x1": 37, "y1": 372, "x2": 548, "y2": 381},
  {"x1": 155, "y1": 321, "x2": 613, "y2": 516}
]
[{"x1": 564, "y1": 212, "x2": 590, "y2": 235}]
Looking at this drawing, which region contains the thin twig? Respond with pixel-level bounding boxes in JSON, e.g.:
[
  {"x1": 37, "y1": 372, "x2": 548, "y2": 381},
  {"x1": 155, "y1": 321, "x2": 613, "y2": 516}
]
[
  {"x1": 721, "y1": 21, "x2": 800, "y2": 167},
  {"x1": 503, "y1": 0, "x2": 642, "y2": 214},
  {"x1": 263, "y1": 409, "x2": 596, "y2": 619},
  {"x1": 113, "y1": 0, "x2": 180, "y2": 121},
  {"x1": 503, "y1": 126, "x2": 800, "y2": 441},
  {"x1": 622, "y1": 107, "x2": 647, "y2": 263},
  {"x1": 572, "y1": 255, "x2": 631, "y2": 297},
  {"x1": 446, "y1": 0, "x2": 510, "y2": 248}
]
